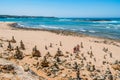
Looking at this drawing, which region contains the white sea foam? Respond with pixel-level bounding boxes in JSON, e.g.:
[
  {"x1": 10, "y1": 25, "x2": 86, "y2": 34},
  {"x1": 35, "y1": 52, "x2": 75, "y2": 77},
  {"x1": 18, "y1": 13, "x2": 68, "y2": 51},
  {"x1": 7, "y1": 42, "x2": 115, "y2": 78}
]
[
  {"x1": 6, "y1": 18, "x2": 15, "y2": 19},
  {"x1": 17, "y1": 23, "x2": 24, "y2": 27},
  {"x1": 58, "y1": 19, "x2": 71, "y2": 22},
  {"x1": 89, "y1": 30, "x2": 96, "y2": 33},
  {"x1": 71, "y1": 29, "x2": 77, "y2": 31},
  {"x1": 80, "y1": 29, "x2": 86, "y2": 32},
  {"x1": 40, "y1": 25, "x2": 65, "y2": 29},
  {"x1": 93, "y1": 21, "x2": 119, "y2": 23},
  {"x1": 114, "y1": 27, "x2": 119, "y2": 29},
  {"x1": 106, "y1": 21, "x2": 118, "y2": 23},
  {"x1": 116, "y1": 25, "x2": 120, "y2": 27},
  {"x1": 106, "y1": 26, "x2": 110, "y2": 29},
  {"x1": 17, "y1": 23, "x2": 31, "y2": 28}
]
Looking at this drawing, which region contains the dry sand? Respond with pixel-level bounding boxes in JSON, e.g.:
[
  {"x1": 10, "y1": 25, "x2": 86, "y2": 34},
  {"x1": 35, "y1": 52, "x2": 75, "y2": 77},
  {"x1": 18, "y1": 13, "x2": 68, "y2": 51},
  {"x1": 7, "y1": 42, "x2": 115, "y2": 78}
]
[{"x1": 0, "y1": 22, "x2": 120, "y2": 80}]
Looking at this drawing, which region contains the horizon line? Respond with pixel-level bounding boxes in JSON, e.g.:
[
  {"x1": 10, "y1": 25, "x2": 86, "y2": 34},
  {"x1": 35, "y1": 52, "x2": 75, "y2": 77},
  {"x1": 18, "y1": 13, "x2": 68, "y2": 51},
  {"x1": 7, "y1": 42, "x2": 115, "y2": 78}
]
[{"x1": 0, "y1": 14, "x2": 120, "y2": 18}]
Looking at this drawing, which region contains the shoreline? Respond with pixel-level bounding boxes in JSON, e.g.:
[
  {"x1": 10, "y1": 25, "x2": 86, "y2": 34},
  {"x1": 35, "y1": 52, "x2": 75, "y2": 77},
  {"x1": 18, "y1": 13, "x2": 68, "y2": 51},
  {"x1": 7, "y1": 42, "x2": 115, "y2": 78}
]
[
  {"x1": 7, "y1": 22, "x2": 120, "y2": 43},
  {"x1": 0, "y1": 22, "x2": 120, "y2": 80}
]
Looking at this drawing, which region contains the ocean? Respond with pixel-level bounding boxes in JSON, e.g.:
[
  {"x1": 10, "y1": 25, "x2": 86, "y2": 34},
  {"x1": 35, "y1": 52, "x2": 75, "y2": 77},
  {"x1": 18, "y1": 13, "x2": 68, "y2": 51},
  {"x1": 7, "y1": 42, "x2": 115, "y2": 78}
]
[{"x1": 0, "y1": 17, "x2": 120, "y2": 40}]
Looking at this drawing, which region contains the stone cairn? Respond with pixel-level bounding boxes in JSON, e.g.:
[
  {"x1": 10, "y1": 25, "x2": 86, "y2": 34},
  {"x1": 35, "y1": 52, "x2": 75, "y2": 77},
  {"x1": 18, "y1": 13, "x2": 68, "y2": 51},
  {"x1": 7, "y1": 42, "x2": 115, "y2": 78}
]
[
  {"x1": 49, "y1": 43, "x2": 52, "y2": 47},
  {"x1": 105, "y1": 68, "x2": 113, "y2": 80},
  {"x1": 109, "y1": 52, "x2": 112, "y2": 58},
  {"x1": 0, "y1": 43, "x2": 3, "y2": 47},
  {"x1": 60, "y1": 41, "x2": 62, "y2": 46},
  {"x1": 86, "y1": 62, "x2": 96, "y2": 72},
  {"x1": 7, "y1": 41, "x2": 13, "y2": 51},
  {"x1": 45, "y1": 45, "x2": 48, "y2": 50},
  {"x1": 76, "y1": 68, "x2": 82, "y2": 80},
  {"x1": 32, "y1": 46, "x2": 41, "y2": 57},
  {"x1": 80, "y1": 42, "x2": 83, "y2": 48},
  {"x1": 20, "y1": 40, "x2": 25, "y2": 50},
  {"x1": 103, "y1": 47, "x2": 108, "y2": 53},
  {"x1": 10, "y1": 36, "x2": 16, "y2": 43},
  {"x1": 90, "y1": 51, "x2": 94, "y2": 58},
  {"x1": 53, "y1": 62, "x2": 59, "y2": 70},
  {"x1": 45, "y1": 52, "x2": 52, "y2": 58},
  {"x1": 87, "y1": 51, "x2": 94, "y2": 58},
  {"x1": 41, "y1": 56, "x2": 49, "y2": 67},
  {"x1": 89, "y1": 65, "x2": 96, "y2": 72},
  {"x1": 56, "y1": 56, "x2": 61, "y2": 63},
  {"x1": 73, "y1": 62, "x2": 82, "y2": 80},
  {"x1": 14, "y1": 46, "x2": 24, "y2": 60},
  {"x1": 54, "y1": 48, "x2": 63, "y2": 58},
  {"x1": 23, "y1": 63, "x2": 30, "y2": 72},
  {"x1": 73, "y1": 62, "x2": 78, "y2": 71},
  {"x1": 50, "y1": 62, "x2": 60, "y2": 76}
]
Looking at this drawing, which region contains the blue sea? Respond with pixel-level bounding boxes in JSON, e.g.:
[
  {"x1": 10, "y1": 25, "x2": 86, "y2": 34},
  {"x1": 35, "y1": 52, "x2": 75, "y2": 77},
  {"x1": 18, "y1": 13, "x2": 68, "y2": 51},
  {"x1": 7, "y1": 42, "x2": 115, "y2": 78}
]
[{"x1": 0, "y1": 17, "x2": 120, "y2": 40}]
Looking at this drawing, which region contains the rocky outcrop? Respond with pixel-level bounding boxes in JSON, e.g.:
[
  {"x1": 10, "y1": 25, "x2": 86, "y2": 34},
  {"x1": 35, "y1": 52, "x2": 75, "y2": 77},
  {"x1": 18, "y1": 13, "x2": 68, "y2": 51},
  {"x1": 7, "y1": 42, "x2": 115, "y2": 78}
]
[{"x1": 0, "y1": 58, "x2": 46, "y2": 80}]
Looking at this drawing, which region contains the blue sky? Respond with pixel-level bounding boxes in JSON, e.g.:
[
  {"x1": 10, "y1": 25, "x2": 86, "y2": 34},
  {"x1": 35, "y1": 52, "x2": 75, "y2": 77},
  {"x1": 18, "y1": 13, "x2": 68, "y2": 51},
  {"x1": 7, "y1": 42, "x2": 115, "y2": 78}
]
[{"x1": 0, "y1": 0, "x2": 120, "y2": 17}]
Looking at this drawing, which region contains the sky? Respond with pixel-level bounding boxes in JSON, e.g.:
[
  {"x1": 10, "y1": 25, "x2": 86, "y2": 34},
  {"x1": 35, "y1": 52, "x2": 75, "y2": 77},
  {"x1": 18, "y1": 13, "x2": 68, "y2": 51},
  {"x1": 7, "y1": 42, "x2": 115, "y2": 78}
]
[{"x1": 0, "y1": 0, "x2": 120, "y2": 17}]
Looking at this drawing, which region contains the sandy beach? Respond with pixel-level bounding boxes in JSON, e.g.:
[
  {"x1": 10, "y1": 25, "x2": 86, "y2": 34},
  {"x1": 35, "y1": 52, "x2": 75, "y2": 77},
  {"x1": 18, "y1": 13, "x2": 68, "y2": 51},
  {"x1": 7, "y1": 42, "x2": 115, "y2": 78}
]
[{"x1": 0, "y1": 22, "x2": 120, "y2": 80}]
